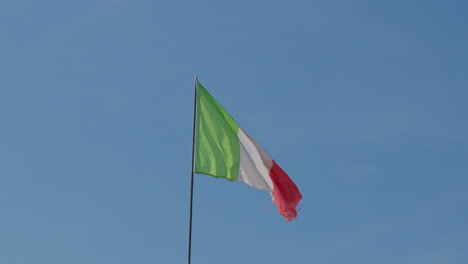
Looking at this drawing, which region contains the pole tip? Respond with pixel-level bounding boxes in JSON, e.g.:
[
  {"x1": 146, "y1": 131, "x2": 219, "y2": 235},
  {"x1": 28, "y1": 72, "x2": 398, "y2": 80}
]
[{"x1": 194, "y1": 76, "x2": 198, "y2": 81}]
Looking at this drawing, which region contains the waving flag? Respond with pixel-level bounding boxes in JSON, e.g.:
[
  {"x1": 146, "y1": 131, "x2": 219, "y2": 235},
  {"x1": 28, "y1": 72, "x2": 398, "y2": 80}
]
[{"x1": 194, "y1": 80, "x2": 302, "y2": 221}]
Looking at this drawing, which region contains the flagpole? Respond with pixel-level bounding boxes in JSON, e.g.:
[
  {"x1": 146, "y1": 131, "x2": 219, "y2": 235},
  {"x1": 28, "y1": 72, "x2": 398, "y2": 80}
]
[{"x1": 188, "y1": 76, "x2": 198, "y2": 264}]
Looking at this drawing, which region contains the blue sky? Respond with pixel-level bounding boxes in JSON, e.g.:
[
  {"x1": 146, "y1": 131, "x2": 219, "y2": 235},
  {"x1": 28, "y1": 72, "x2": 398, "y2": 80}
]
[{"x1": 1, "y1": 1, "x2": 467, "y2": 263}]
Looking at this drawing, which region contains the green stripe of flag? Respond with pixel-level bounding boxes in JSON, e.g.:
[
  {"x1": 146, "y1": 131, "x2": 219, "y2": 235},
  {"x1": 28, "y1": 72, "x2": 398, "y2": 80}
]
[{"x1": 195, "y1": 81, "x2": 240, "y2": 181}]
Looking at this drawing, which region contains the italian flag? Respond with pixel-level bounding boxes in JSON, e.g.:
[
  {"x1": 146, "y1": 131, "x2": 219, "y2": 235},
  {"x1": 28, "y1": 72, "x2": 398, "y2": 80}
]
[{"x1": 194, "y1": 80, "x2": 302, "y2": 222}]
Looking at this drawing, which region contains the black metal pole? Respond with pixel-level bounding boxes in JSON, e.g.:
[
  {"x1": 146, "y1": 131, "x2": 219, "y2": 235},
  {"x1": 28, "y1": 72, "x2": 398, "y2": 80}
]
[{"x1": 188, "y1": 76, "x2": 198, "y2": 264}]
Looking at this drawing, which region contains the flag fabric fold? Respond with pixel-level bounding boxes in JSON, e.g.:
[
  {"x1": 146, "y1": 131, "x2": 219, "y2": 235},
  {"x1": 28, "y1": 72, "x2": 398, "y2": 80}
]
[{"x1": 194, "y1": 80, "x2": 302, "y2": 221}]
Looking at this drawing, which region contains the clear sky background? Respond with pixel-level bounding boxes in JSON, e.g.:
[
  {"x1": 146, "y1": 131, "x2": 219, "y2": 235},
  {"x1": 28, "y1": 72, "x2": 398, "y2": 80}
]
[{"x1": 1, "y1": 1, "x2": 467, "y2": 263}]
